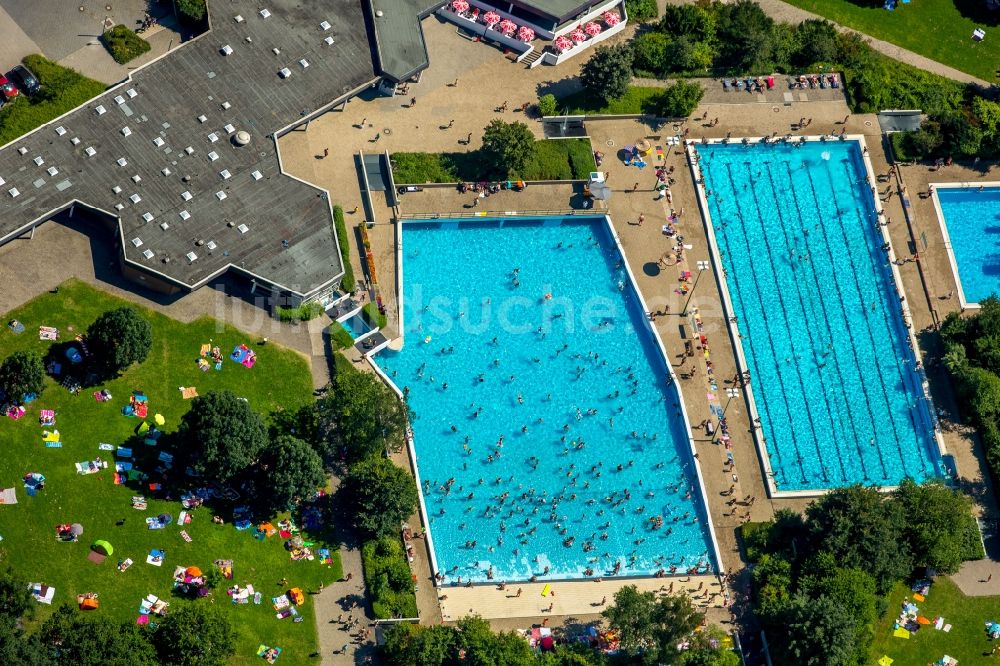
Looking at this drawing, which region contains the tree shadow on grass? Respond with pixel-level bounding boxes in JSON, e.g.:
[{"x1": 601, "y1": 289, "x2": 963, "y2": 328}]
[{"x1": 953, "y1": 0, "x2": 1000, "y2": 27}]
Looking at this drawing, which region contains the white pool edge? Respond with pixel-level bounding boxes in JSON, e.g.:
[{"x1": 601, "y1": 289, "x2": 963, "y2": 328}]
[
  {"x1": 374, "y1": 214, "x2": 726, "y2": 582},
  {"x1": 928, "y1": 181, "x2": 1000, "y2": 311},
  {"x1": 687, "y1": 135, "x2": 948, "y2": 498}
]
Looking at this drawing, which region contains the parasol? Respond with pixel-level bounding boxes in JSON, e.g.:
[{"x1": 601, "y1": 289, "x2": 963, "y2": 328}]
[
  {"x1": 569, "y1": 28, "x2": 587, "y2": 42},
  {"x1": 590, "y1": 182, "x2": 612, "y2": 200},
  {"x1": 498, "y1": 18, "x2": 517, "y2": 34},
  {"x1": 554, "y1": 35, "x2": 573, "y2": 52},
  {"x1": 452, "y1": 0, "x2": 469, "y2": 11},
  {"x1": 186, "y1": 565, "x2": 203, "y2": 577},
  {"x1": 636, "y1": 138, "x2": 652, "y2": 154},
  {"x1": 483, "y1": 10, "x2": 501, "y2": 25},
  {"x1": 585, "y1": 21, "x2": 602, "y2": 36},
  {"x1": 70, "y1": 523, "x2": 84, "y2": 536},
  {"x1": 603, "y1": 10, "x2": 620, "y2": 26},
  {"x1": 518, "y1": 25, "x2": 535, "y2": 42},
  {"x1": 154, "y1": 413, "x2": 165, "y2": 425}
]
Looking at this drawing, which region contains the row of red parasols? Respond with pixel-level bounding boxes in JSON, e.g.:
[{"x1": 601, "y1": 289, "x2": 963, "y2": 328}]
[{"x1": 452, "y1": 1, "x2": 621, "y2": 43}]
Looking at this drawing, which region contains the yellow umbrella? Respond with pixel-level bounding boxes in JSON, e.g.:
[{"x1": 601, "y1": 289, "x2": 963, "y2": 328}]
[
  {"x1": 878, "y1": 656, "x2": 894, "y2": 666},
  {"x1": 154, "y1": 413, "x2": 165, "y2": 426}
]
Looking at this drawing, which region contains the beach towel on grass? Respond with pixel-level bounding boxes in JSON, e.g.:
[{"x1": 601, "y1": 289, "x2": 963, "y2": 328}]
[
  {"x1": 45, "y1": 441, "x2": 62, "y2": 448},
  {"x1": 0, "y1": 488, "x2": 17, "y2": 504},
  {"x1": 75, "y1": 461, "x2": 107, "y2": 475}
]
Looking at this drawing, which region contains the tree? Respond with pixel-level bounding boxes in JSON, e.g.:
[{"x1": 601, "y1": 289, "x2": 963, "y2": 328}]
[
  {"x1": 0, "y1": 351, "x2": 44, "y2": 404},
  {"x1": 659, "y1": 3, "x2": 716, "y2": 42},
  {"x1": 893, "y1": 479, "x2": 982, "y2": 572},
  {"x1": 679, "y1": 626, "x2": 740, "y2": 666},
  {"x1": 793, "y1": 19, "x2": 839, "y2": 67},
  {"x1": 454, "y1": 616, "x2": 538, "y2": 666},
  {"x1": 257, "y1": 435, "x2": 325, "y2": 513},
  {"x1": 35, "y1": 605, "x2": 159, "y2": 666},
  {"x1": 382, "y1": 623, "x2": 457, "y2": 665},
  {"x1": 715, "y1": 0, "x2": 775, "y2": 72},
  {"x1": 624, "y1": 0, "x2": 658, "y2": 22},
  {"x1": 602, "y1": 586, "x2": 701, "y2": 663},
  {"x1": 665, "y1": 36, "x2": 714, "y2": 72},
  {"x1": 656, "y1": 80, "x2": 705, "y2": 118},
  {"x1": 751, "y1": 553, "x2": 793, "y2": 616},
  {"x1": 342, "y1": 457, "x2": 418, "y2": 538},
  {"x1": 632, "y1": 32, "x2": 670, "y2": 76},
  {"x1": 176, "y1": 0, "x2": 206, "y2": 21},
  {"x1": 804, "y1": 484, "x2": 911, "y2": 592},
  {"x1": 315, "y1": 365, "x2": 410, "y2": 465},
  {"x1": 153, "y1": 604, "x2": 235, "y2": 666},
  {"x1": 481, "y1": 119, "x2": 536, "y2": 178},
  {"x1": 177, "y1": 390, "x2": 269, "y2": 484},
  {"x1": 580, "y1": 44, "x2": 634, "y2": 102},
  {"x1": 761, "y1": 594, "x2": 859, "y2": 666},
  {"x1": 85, "y1": 307, "x2": 152, "y2": 377}
]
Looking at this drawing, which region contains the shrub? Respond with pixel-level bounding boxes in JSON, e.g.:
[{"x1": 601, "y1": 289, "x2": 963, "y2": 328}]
[
  {"x1": 655, "y1": 80, "x2": 704, "y2": 118},
  {"x1": 625, "y1": 0, "x2": 658, "y2": 22},
  {"x1": 537, "y1": 93, "x2": 557, "y2": 117},
  {"x1": 101, "y1": 25, "x2": 151, "y2": 65},
  {"x1": 332, "y1": 205, "x2": 356, "y2": 293},
  {"x1": 329, "y1": 323, "x2": 355, "y2": 351},
  {"x1": 275, "y1": 301, "x2": 324, "y2": 323},
  {"x1": 740, "y1": 521, "x2": 772, "y2": 563},
  {"x1": 665, "y1": 35, "x2": 714, "y2": 72},
  {"x1": 632, "y1": 32, "x2": 670, "y2": 76},
  {"x1": 391, "y1": 152, "x2": 460, "y2": 183},
  {"x1": 362, "y1": 302, "x2": 388, "y2": 329},
  {"x1": 177, "y1": 0, "x2": 207, "y2": 21},
  {"x1": 0, "y1": 56, "x2": 106, "y2": 145},
  {"x1": 361, "y1": 536, "x2": 418, "y2": 619}
]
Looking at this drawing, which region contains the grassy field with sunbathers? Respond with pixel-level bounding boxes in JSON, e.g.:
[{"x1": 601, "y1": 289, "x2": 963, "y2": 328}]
[
  {"x1": 871, "y1": 576, "x2": 1000, "y2": 664},
  {"x1": 0, "y1": 280, "x2": 341, "y2": 665}
]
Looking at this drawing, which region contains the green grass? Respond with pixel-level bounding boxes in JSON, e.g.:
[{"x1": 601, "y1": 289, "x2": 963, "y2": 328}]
[
  {"x1": 871, "y1": 577, "x2": 1000, "y2": 664},
  {"x1": 0, "y1": 280, "x2": 341, "y2": 665},
  {"x1": 558, "y1": 86, "x2": 667, "y2": 115},
  {"x1": 391, "y1": 138, "x2": 595, "y2": 183},
  {"x1": 781, "y1": 0, "x2": 999, "y2": 82},
  {"x1": 0, "y1": 55, "x2": 106, "y2": 146}
]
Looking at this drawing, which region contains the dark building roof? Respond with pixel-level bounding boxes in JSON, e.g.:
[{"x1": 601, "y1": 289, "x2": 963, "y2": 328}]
[
  {"x1": 509, "y1": 0, "x2": 595, "y2": 24},
  {"x1": 366, "y1": 0, "x2": 443, "y2": 83},
  {"x1": 0, "y1": 0, "x2": 378, "y2": 299}
]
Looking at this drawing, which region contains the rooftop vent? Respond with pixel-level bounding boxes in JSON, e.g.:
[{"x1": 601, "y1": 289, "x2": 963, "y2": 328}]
[
  {"x1": 224, "y1": 123, "x2": 235, "y2": 134},
  {"x1": 181, "y1": 191, "x2": 192, "y2": 200},
  {"x1": 9, "y1": 188, "x2": 19, "y2": 198},
  {"x1": 222, "y1": 101, "x2": 231, "y2": 110},
  {"x1": 220, "y1": 169, "x2": 231, "y2": 179},
  {"x1": 320, "y1": 20, "x2": 331, "y2": 30},
  {"x1": 55, "y1": 126, "x2": 66, "y2": 136},
  {"x1": 130, "y1": 193, "x2": 142, "y2": 204},
  {"x1": 206, "y1": 240, "x2": 217, "y2": 251},
  {"x1": 131, "y1": 174, "x2": 142, "y2": 183},
  {"x1": 234, "y1": 14, "x2": 244, "y2": 22},
  {"x1": 324, "y1": 36, "x2": 334, "y2": 45},
  {"x1": 215, "y1": 190, "x2": 227, "y2": 201},
  {"x1": 162, "y1": 167, "x2": 171, "y2": 176},
  {"x1": 251, "y1": 170, "x2": 263, "y2": 180},
  {"x1": 95, "y1": 105, "x2": 106, "y2": 115},
  {"x1": 185, "y1": 146, "x2": 195, "y2": 155},
  {"x1": 208, "y1": 132, "x2": 219, "y2": 143},
  {"x1": 85, "y1": 147, "x2": 97, "y2": 157},
  {"x1": 160, "y1": 221, "x2": 170, "y2": 230},
  {"x1": 299, "y1": 59, "x2": 309, "y2": 69},
  {"x1": 131, "y1": 237, "x2": 143, "y2": 247},
  {"x1": 259, "y1": 8, "x2": 271, "y2": 18},
  {"x1": 221, "y1": 44, "x2": 234, "y2": 56},
  {"x1": 272, "y1": 47, "x2": 280, "y2": 55},
  {"x1": 121, "y1": 126, "x2": 132, "y2": 137},
  {"x1": 117, "y1": 157, "x2": 128, "y2": 167},
  {"x1": 234, "y1": 130, "x2": 251, "y2": 146},
  {"x1": 33, "y1": 156, "x2": 44, "y2": 166},
  {"x1": 198, "y1": 115, "x2": 208, "y2": 123},
  {"x1": 142, "y1": 249, "x2": 154, "y2": 259},
  {"x1": 115, "y1": 203, "x2": 124, "y2": 210},
  {"x1": 237, "y1": 223, "x2": 249, "y2": 234},
  {"x1": 114, "y1": 95, "x2": 125, "y2": 105},
  {"x1": 186, "y1": 251, "x2": 198, "y2": 263},
  {"x1": 17, "y1": 147, "x2": 27, "y2": 155},
  {"x1": 112, "y1": 185, "x2": 122, "y2": 194},
  {"x1": 126, "y1": 88, "x2": 137, "y2": 98},
  {"x1": 71, "y1": 137, "x2": 80, "y2": 145},
  {"x1": 47, "y1": 166, "x2": 59, "y2": 177},
  {"x1": 278, "y1": 67, "x2": 291, "y2": 79},
  {"x1": 179, "y1": 210, "x2": 191, "y2": 220},
  {"x1": 208, "y1": 151, "x2": 219, "y2": 161},
  {"x1": 0, "y1": 177, "x2": 4, "y2": 186},
  {"x1": 142, "y1": 212, "x2": 154, "y2": 222},
  {"x1": 153, "y1": 137, "x2": 165, "y2": 147}
]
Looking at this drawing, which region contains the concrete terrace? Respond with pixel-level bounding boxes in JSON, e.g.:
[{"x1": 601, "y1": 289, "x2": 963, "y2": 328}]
[{"x1": 0, "y1": 0, "x2": 378, "y2": 300}]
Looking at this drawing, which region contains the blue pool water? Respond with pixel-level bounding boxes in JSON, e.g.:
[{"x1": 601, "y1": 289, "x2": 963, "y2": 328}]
[
  {"x1": 698, "y1": 140, "x2": 943, "y2": 491},
  {"x1": 375, "y1": 217, "x2": 716, "y2": 583},
  {"x1": 342, "y1": 313, "x2": 374, "y2": 340},
  {"x1": 936, "y1": 186, "x2": 1000, "y2": 305}
]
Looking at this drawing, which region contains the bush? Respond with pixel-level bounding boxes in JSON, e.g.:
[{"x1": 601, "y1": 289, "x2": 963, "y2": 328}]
[
  {"x1": 177, "y1": 0, "x2": 207, "y2": 21},
  {"x1": 362, "y1": 302, "x2": 387, "y2": 329},
  {"x1": 625, "y1": 0, "x2": 658, "y2": 22},
  {"x1": 632, "y1": 32, "x2": 670, "y2": 76},
  {"x1": 0, "y1": 56, "x2": 106, "y2": 145},
  {"x1": 101, "y1": 25, "x2": 151, "y2": 65},
  {"x1": 740, "y1": 521, "x2": 772, "y2": 563},
  {"x1": 329, "y1": 323, "x2": 355, "y2": 351},
  {"x1": 332, "y1": 205, "x2": 356, "y2": 293},
  {"x1": 655, "y1": 80, "x2": 704, "y2": 118},
  {"x1": 392, "y1": 139, "x2": 592, "y2": 183},
  {"x1": 537, "y1": 93, "x2": 557, "y2": 117},
  {"x1": 275, "y1": 301, "x2": 324, "y2": 323},
  {"x1": 361, "y1": 536, "x2": 418, "y2": 619}
]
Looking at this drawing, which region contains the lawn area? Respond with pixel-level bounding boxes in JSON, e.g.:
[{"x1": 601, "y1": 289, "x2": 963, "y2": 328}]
[
  {"x1": 391, "y1": 138, "x2": 595, "y2": 183},
  {"x1": 0, "y1": 280, "x2": 340, "y2": 665},
  {"x1": 0, "y1": 55, "x2": 106, "y2": 146},
  {"x1": 871, "y1": 576, "x2": 1000, "y2": 664},
  {"x1": 557, "y1": 86, "x2": 667, "y2": 115},
  {"x1": 781, "y1": 0, "x2": 999, "y2": 82}
]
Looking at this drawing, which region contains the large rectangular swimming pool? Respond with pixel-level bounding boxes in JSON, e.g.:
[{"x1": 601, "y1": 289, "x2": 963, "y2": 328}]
[
  {"x1": 697, "y1": 140, "x2": 943, "y2": 492},
  {"x1": 935, "y1": 185, "x2": 1000, "y2": 306},
  {"x1": 375, "y1": 216, "x2": 718, "y2": 582}
]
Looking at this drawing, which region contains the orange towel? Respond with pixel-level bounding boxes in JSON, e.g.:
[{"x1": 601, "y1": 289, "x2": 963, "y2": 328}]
[
  {"x1": 912, "y1": 593, "x2": 925, "y2": 602},
  {"x1": 916, "y1": 616, "x2": 931, "y2": 625}
]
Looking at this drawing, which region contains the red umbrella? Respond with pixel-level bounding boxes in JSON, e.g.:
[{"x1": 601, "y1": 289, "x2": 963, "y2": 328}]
[
  {"x1": 452, "y1": 0, "x2": 469, "y2": 11},
  {"x1": 518, "y1": 25, "x2": 535, "y2": 42},
  {"x1": 569, "y1": 28, "x2": 587, "y2": 42},
  {"x1": 603, "y1": 10, "x2": 620, "y2": 26},
  {"x1": 584, "y1": 21, "x2": 602, "y2": 36},
  {"x1": 498, "y1": 18, "x2": 517, "y2": 34},
  {"x1": 554, "y1": 35, "x2": 574, "y2": 52},
  {"x1": 483, "y1": 10, "x2": 501, "y2": 25}
]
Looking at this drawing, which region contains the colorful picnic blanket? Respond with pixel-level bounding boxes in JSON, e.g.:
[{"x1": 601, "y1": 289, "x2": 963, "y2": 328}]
[{"x1": 75, "y1": 460, "x2": 107, "y2": 475}]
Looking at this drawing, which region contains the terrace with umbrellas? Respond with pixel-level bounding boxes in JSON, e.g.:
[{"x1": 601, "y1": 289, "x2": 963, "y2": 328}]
[{"x1": 437, "y1": 0, "x2": 627, "y2": 66}]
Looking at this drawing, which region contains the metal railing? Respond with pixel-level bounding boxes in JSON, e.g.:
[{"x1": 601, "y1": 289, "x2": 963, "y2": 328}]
[{"x1": 399, "y1": 209, "x2": 593, "y2": 219}]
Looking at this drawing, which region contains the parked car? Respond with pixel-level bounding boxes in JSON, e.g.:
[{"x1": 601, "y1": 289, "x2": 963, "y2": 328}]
[
  {"x1": 0, "y1": 75, "x2": 18, "y2": 101},
  {"x1": 8, "y1": 65, "x2": 40, "y2": 96}
]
